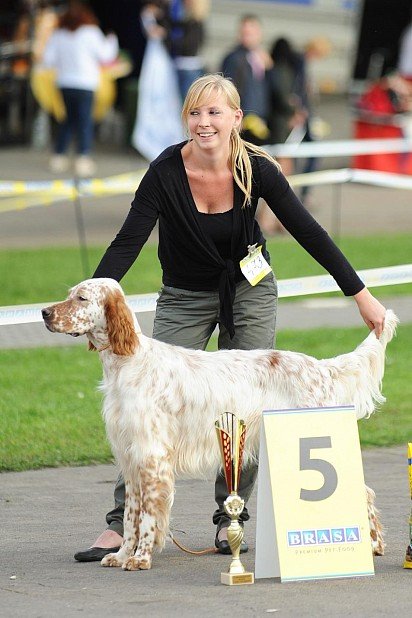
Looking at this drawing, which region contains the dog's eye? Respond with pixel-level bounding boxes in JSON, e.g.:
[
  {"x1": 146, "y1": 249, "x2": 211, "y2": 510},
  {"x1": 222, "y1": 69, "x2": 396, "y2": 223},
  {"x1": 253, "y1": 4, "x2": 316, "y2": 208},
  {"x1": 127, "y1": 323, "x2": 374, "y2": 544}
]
[{"x1": 77, "y1": 295, "x2": 88, "y2": 302}]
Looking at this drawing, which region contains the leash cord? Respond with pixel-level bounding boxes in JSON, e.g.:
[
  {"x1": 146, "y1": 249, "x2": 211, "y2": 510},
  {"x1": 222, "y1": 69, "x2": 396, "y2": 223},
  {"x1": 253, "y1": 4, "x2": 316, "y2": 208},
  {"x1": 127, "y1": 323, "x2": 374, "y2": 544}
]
[{"x1": 169, "y1": 532, "x2": 218, "y2": 555}]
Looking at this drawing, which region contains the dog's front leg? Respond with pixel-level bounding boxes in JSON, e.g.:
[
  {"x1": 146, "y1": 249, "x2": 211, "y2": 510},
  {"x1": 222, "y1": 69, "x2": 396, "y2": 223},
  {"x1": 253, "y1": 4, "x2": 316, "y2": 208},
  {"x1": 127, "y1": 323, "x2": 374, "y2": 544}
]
[
  {"x1": 101, "y1": 479, "x2": 139, "y2": 568},
  {"x1": 123, "y1": 457, "x2": 175, "y2": 571}
]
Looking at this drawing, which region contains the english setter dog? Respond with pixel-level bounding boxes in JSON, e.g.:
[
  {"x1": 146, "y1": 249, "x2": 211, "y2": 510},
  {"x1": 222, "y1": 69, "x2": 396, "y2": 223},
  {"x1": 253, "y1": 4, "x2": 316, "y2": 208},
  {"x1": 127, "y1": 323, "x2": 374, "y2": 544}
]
[{"x1": 42, "y1": 278, "x2": 398, "y2": 571}]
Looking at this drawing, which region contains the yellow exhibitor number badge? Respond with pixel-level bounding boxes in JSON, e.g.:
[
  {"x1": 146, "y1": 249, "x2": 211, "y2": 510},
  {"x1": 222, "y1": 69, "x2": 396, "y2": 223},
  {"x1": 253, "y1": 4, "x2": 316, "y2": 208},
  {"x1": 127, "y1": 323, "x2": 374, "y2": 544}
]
[{"x1": 239, "y1": 245, "x2": 272, "y2": 286}]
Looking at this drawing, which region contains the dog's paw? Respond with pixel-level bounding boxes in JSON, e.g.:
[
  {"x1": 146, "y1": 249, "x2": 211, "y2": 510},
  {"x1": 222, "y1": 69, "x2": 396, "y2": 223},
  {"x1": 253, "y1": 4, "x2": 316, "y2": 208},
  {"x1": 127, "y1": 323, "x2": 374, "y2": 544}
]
[
  {"x1": 372, "y1": 539, "x2": 385, "y2": 556},
  {"x1": 101, "y1": 553, "x2": 123, "y2": 567},
  {"x1": 122, "y1": 556, "x2": 152, "y2": 571},
  {"x1": 370, "y1": 523, "x2": 385, "y2": 556}
]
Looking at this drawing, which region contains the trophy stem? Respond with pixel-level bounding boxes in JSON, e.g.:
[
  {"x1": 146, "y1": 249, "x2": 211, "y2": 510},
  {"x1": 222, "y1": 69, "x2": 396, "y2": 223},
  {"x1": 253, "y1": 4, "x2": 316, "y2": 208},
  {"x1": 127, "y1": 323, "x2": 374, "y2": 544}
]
[
  {"x1": 220, "y1": 491, "x2": 254, "y2": 585},
  {"x1": 226, "y1": 510, "x2": 246, "y2": 575}
]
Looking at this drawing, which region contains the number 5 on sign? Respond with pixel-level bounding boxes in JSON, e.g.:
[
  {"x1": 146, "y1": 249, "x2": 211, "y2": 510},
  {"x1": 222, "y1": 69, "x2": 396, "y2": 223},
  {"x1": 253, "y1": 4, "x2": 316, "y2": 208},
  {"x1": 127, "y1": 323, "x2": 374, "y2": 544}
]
[{"x1": 255, "y1": 406, "x2": 374, "y2": 582}]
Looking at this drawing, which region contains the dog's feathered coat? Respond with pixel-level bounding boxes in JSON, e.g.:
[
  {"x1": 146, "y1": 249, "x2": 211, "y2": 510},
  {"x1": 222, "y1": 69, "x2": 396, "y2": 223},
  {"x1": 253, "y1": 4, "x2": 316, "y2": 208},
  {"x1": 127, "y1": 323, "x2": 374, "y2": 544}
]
[{"x1": 42, "y1": 278, "x2": 398, "y2": 570}]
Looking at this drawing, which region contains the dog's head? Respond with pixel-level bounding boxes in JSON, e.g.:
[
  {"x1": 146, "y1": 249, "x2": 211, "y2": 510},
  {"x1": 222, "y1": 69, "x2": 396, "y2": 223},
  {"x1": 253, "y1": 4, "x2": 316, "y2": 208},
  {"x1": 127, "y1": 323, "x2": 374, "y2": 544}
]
[{"x1": 42, "y1": 278, "x2": 138, "y2": 356}]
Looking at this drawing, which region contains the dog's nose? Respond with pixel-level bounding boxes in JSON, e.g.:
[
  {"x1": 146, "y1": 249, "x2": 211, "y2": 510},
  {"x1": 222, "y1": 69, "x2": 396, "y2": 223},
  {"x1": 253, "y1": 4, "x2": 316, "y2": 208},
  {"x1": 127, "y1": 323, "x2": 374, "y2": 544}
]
[{"x1": 42, "y1": 307, "x2": 52, "y2": 319}]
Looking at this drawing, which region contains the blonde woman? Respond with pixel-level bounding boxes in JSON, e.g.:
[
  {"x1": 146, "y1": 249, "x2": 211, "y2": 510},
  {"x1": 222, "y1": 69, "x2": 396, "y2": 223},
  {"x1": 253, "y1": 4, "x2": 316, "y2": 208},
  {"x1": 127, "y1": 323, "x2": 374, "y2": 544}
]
[{"x1": 74, "y1": 74, "x2": 386, "y2": 561}]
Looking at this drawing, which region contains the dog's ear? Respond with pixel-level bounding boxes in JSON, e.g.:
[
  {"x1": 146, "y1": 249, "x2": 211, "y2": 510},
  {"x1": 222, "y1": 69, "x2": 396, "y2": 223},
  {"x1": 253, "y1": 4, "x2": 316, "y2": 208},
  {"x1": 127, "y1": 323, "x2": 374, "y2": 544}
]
[{"x1": 105, "y1": 289, "x2": 138, "y2": 356}]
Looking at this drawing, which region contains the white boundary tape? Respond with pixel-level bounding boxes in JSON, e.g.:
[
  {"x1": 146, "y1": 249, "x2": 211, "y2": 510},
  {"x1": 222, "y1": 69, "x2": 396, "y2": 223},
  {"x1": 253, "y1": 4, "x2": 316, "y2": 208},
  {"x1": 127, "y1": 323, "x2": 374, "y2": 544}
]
[
  {"x1": 1, "y1": 264, "x2": 411, "y2": 327},
  {"x1": 265, "y1": 137, "x2": 412, "y2": 158},
  {"x1": 289, "y1": 168, "x2": 412, "y2": 189}
]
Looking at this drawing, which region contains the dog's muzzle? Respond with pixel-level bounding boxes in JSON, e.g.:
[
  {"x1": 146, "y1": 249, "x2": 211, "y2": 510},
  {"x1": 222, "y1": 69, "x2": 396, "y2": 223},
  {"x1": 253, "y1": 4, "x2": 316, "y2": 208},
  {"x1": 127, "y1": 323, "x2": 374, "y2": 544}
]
[
  {"x1": 42, "y1": 307, "x2": 54, "y2": 332},
  {"x1": 42, "y1": 306, "x2": 81, "y2": 337}
]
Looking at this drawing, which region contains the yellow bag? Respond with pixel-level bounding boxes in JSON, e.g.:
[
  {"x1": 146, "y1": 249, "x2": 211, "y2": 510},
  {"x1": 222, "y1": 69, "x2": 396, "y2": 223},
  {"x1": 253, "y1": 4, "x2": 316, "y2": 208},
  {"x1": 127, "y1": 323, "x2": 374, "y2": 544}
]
[{"x1": 30, "y1": 64, "x2": 126, "y2": 122}]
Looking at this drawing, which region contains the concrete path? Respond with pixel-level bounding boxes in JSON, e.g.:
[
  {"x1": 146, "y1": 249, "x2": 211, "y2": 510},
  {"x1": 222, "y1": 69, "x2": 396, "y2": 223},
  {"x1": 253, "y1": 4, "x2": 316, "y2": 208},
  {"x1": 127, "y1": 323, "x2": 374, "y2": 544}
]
[{"x1": 1, "y1": 446, "x2": 411, "y2": 617}]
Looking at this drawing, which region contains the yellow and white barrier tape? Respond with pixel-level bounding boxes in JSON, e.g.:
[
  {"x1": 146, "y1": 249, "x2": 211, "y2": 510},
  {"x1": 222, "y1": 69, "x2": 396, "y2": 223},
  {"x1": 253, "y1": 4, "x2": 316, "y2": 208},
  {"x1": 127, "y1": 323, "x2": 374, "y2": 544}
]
[
  {"x1": 1, "y1": 264, "x2": 411, "y2": 327},
  {"x1": 0, "y1": 171, "x2": 145, "y2": 196},
  {"x1": 2, "y1": 166, "x2": 412, "y2": 214},
  {"x1": 0, "y1": 171, "x2": 146, "y2": 213},
  {"x1": 2, "y1": 134, "x2": 412, "y2": 212}
]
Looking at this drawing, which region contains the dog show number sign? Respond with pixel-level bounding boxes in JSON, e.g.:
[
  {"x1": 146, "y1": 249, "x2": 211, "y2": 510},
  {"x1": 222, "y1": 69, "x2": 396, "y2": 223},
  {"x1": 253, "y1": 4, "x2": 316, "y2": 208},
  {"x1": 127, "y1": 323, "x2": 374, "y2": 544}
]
[{"x1": 255, "y1": 406, "x2": 375, "y2": 582}]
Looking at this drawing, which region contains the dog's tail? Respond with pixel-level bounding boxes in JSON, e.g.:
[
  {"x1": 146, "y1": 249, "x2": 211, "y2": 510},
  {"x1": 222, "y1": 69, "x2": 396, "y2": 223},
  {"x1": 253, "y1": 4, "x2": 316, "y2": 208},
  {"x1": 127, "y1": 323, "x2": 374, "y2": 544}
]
[
  {"x1": 334, "y1": 310, "x2": 398, "y2": 420},
  {"x1": 377, "y1": 309, "x2": 399, "y2": 348},
  {"x1": 357, "y1": 309, "x2": 398, "y2": 419}
]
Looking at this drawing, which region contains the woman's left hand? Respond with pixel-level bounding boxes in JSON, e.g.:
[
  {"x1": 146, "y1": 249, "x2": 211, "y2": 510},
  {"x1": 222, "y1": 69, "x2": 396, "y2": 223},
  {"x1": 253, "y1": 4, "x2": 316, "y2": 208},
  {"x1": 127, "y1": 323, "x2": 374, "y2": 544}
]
[{"x1": 353, "y1": 287, "x2": 386, "y2": 337}]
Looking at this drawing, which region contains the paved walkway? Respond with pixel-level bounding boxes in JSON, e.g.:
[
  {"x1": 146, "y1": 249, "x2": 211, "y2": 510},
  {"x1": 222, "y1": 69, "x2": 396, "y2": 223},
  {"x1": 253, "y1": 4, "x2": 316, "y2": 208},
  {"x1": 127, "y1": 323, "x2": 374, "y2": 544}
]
[{"x1": 1, "y1": 446, "x2": 411, "y2": 617}]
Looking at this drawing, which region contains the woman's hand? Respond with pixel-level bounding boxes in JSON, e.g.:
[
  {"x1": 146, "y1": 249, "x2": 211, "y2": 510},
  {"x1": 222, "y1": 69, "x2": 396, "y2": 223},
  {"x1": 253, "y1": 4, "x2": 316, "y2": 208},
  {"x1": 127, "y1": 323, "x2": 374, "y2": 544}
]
[{"x1": 353, "y1": 287, "x2": 386, "y2": 337}]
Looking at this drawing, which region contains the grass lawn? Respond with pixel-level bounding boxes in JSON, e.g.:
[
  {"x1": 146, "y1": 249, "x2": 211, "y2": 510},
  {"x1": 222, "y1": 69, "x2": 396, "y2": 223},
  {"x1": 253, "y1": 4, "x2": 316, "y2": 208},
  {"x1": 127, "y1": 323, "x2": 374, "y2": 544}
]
[
  {"x1": 0, "y1": 233, "x2": 411, "y2": 306},
  {"x1": 1, "y1": 233, "x2": 411, "y2": 471},
  {"x1": 0, "y1": 323, "x2": 410, "y2": 472}
]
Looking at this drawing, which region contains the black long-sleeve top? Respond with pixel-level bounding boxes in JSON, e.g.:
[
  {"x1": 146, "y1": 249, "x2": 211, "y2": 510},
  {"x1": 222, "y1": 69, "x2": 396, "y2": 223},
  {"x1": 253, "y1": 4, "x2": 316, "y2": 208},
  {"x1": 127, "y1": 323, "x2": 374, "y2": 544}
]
[{"x1": 94, "y1": 141, "x2": 364, "y2": 336}]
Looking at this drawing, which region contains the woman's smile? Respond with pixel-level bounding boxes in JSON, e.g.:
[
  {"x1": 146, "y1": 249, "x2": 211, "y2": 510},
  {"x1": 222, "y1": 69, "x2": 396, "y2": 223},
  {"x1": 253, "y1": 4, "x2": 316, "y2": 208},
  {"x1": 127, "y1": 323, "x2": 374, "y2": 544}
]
[{"x1": 197, "y1": 131, "x2": 217, "y2": 139}]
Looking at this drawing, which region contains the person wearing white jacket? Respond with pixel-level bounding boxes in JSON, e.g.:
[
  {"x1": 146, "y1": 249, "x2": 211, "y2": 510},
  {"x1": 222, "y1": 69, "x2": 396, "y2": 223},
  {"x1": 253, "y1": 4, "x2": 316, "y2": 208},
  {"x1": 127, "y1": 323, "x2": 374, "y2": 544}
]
[{"x1": 43, "y1": 1, "x2": 118, "y2": 176}]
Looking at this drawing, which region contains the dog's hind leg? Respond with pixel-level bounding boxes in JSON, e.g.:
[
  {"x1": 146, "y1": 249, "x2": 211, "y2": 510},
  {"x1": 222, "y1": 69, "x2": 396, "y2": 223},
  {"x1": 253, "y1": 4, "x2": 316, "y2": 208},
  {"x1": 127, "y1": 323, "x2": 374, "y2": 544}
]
[
  {"x1": 123, "y1": 456, "x2": 175, "y2": 571},
  {"x1": 101, "y1": 478, "x2": 140, "y2": 568},
  {"x1": 366, "y1": 485, "x2": 385, "y2": 556}
]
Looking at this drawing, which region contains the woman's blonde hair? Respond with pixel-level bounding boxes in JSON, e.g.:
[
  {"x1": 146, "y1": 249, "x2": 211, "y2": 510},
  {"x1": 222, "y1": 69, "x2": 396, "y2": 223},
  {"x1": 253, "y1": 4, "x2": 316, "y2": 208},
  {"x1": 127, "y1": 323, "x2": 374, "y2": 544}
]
[{"x1": 181, "y1": 74, "x2": 279, "y2": 207}]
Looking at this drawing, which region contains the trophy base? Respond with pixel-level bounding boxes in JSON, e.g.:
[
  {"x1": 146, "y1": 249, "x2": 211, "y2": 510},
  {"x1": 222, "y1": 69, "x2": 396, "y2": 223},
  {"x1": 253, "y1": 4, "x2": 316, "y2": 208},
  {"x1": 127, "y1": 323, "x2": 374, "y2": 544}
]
[{"x1": 221, "y1": 571, "x2": 254, "y2": 586}]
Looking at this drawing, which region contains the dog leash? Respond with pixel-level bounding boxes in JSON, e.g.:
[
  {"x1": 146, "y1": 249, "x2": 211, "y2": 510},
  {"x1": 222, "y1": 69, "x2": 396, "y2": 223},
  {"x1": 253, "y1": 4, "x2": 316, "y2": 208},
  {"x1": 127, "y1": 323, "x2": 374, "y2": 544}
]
[{"x1": 168, "y1": 531, "x2": 217, "y2": 555}]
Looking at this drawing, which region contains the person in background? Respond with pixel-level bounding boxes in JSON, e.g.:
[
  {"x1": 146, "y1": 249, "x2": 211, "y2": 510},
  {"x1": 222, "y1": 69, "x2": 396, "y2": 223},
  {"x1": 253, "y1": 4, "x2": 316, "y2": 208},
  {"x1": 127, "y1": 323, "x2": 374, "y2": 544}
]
[
  {"x1": 168, "y1": 0, "x2": 210, "y2": 101},
  {"x1": 260, "y1": 36, "x2": 308, "y2": 235},
  {"x1": 140, "y1": 1, "x2": 169, "y2": 40},
  {"x1": 12, "y1": 1, "x2": 58, "y2": 71},
  {"x1": 72, "y1": 74, "x2": 386, "y2": 563},
  {"x1": 42, "y1": 0, "x2": 118, "y2": 177},
  {"x1": 293, "y1": 36, "x2": 332, "y2": 206},
  {"x1": 221, "y1": 14, "x2": 272, "y2": 146},
  {"x1": 221, "y1": 14, "x2": 274, "y2": 234},
  {"x1": 267, "y1": 37, "x2": 307, "y2": 172},
  {"x1": 353, "y1": 72, "x2": 412, "y2": 174},
  {"x1": 135, "y1": 1, "x2": 184, "y2": 160},
  {"x1": 398, "y1": 17, "x2": 412, "y2": 82}
]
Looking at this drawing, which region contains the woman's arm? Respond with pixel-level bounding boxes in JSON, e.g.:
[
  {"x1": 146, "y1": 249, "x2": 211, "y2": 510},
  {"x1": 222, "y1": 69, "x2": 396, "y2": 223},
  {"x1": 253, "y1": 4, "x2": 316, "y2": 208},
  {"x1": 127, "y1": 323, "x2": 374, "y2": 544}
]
[
  {"x1": 258, "y1": 158, "x2": 387, "y2": 334},
  {"x1": 93, "y1": 168, "x2": 160, "y2": 280}
]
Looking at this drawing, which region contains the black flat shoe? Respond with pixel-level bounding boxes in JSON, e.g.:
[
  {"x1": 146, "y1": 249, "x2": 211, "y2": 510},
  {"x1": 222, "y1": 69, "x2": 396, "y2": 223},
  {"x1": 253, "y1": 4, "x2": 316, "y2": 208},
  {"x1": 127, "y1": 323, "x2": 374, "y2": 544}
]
[
  {"x1": 214, "y1": 537, "x2": 248, "y2": 555},
  {"x1": 74, "y1": 546, "x2": 121, "y2": 562}
]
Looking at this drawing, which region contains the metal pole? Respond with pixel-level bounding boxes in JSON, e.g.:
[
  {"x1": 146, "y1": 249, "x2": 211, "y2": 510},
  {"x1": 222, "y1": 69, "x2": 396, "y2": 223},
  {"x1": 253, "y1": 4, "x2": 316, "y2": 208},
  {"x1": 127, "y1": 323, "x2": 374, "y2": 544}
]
[
  {"x1": 332, "y1": 182, "x2": 342, "y2": 245},
  {"x1": 73, "y1": 178, "x2": 90, "y2": 278}
]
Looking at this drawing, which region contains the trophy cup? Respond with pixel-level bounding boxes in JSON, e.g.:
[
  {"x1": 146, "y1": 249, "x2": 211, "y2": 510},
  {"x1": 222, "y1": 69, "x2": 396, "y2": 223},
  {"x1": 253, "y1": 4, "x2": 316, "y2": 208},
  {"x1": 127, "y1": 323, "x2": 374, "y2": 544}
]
[{"x1": 215, "y1": 412, "x2": 254, "y2": 585}]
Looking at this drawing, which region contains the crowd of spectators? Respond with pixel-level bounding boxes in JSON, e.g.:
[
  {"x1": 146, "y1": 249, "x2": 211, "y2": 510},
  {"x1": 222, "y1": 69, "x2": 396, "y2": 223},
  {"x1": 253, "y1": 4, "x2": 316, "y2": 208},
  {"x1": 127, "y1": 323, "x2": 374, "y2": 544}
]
[{"x1": 6, "y1": 1, "x2": 412, "y2": 188}]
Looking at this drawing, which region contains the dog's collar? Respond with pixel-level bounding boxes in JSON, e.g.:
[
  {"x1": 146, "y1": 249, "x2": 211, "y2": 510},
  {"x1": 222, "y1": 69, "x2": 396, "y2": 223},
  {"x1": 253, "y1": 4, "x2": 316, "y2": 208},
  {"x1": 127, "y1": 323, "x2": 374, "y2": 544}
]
[{"x1": 97, "y1": 343, "x2": 111, "y2": 353}]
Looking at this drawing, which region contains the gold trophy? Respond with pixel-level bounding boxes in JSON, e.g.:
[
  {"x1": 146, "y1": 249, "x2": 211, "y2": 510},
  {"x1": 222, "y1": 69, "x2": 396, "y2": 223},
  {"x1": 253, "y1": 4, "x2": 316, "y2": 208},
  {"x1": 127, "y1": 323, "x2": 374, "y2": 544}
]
[{"x1": 215, "y1": 412, "x2": 254, "y2": 585}]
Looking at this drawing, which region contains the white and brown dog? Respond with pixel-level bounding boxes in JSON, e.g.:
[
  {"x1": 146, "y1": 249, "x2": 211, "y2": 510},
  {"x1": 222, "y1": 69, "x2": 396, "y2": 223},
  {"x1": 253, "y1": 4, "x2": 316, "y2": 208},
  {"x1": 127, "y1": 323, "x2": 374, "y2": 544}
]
[{"x1": 42, "y1": 278, "x2": 398, "y2": 570}]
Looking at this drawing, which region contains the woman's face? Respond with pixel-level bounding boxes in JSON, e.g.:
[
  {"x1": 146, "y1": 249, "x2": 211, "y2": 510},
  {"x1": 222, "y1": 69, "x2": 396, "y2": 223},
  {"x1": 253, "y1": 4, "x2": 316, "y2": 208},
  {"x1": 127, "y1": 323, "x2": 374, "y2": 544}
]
[{"x1": 186, "y1": 92, "x2": 243, "y2": 153}]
